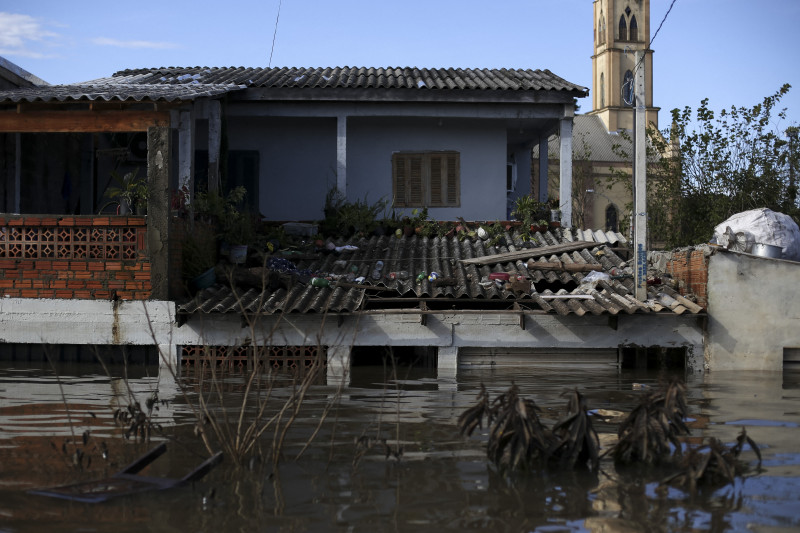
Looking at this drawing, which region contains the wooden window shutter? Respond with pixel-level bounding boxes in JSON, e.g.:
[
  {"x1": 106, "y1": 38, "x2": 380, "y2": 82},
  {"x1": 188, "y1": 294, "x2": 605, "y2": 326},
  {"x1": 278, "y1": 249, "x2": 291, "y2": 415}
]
[
  {"x1": 430, "y1": 155, "x2": 443, "y2": 206},
  {"x1": 408, "y1": 155, "x2": 423, "y2": 206},
  {"x1": 392, "y1": 151, "x2": 458, "y2": 207},
  {"x1": 446, "y1": 153, "x2": 459, "y2": 206}
]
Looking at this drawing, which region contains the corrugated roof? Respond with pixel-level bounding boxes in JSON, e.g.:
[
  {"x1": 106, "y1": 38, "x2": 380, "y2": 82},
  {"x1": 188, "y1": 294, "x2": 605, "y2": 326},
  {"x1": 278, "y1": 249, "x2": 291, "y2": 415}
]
[
  {"x1": 107, "y1": 66, "x2": 588, "y2": 94},
  {"x1": 177, "y1": 226, "x2": 701, "y2": 319},
  {"x1": 0, "y1": 82, "x2": 245, "y2": 104}
]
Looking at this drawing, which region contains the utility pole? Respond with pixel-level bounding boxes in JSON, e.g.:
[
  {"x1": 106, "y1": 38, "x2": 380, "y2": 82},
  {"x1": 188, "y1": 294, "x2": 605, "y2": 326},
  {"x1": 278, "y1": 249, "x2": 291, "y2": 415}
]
[{"x1": 633, "y1": 51, "x2": 647, "y2": 301}]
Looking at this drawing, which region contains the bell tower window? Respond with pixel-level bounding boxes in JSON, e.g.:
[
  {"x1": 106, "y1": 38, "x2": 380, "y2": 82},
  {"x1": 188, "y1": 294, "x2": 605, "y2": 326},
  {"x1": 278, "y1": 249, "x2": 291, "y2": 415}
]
[
  {"x1": 622, "y1": 70, "x2": 634, "y2": 106},
  {"x1": 619, "y1": 15, "x2": 627, "y2": 41},
  {"x1": 599, "y1": 12, "x2": 606, "y2": 45},
  {"x1": 629, "y1": 15, "x2": 638, "y2": 42}
]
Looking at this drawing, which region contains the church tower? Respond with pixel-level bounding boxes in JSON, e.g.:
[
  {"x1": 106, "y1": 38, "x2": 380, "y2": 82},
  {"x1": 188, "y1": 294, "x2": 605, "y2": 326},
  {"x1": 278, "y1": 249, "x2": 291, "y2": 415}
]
[{"x1": 589, "y1": 0, "x2": 659, "y2": 132}]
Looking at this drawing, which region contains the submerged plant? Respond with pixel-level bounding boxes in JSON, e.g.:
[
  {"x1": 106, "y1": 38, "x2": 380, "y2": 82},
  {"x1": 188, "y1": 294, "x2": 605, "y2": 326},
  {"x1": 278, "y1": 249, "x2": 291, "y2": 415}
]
[
  {"x1": 549, "y1": 389, "x2": 600, "y2": 471},
  {"x1": 609, "y1": 378, "x2": 690, "y2": 465},
  {"x1": 662, "y1": 427, "x2": 761, "y2": 492},
  {"x1": 458, "y1": 384, "x2": 599, "y2": 473}
]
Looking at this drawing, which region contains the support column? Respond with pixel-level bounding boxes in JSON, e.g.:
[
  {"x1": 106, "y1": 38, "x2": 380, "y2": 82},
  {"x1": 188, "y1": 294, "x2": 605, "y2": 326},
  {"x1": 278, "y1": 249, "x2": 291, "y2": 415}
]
[
  {"x1": 559, "y1": 115, "x2": 574, "y2": 228},
  {"x1": 147, "y1": 125, "x2": 171, "y2": 300},
  {"x1": 207, "y1": 100, "x2": 222, "y2": 194},
  {"x1": 437, "y1": 346, "x2": 458, "y2": 389},
  {"x1": 158, "y1": 343, "x2": 178, "y2": 372},
  {"x1": 336, "y1": 114, "x2": 347, "y2": 196},
  {"x1": 327, "y1": 345, "x2": 351, "y2": 387}
]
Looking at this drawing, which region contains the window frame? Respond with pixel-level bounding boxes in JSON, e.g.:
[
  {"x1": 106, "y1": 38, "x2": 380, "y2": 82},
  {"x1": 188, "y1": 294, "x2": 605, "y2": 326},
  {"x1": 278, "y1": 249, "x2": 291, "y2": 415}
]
[{"x1": 392, "y1": 151, "x2": 461, "y2": 208}]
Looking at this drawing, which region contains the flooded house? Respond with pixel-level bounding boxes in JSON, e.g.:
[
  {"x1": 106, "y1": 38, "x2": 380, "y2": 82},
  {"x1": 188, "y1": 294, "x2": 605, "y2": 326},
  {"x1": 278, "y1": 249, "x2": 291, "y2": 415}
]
[{"x1": 4, "y1": 56, "x2": 793, "y2": 380}]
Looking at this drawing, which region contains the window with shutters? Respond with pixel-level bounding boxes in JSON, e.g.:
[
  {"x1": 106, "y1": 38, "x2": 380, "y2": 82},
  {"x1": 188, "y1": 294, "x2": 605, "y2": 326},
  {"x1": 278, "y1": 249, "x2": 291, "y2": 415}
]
[{"x1": 392, "y1": 151, "x2": 460, "y2": 208}]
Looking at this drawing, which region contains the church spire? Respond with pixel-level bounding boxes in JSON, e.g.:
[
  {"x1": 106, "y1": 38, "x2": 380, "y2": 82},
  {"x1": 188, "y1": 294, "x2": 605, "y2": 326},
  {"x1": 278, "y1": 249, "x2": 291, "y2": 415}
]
[{"x1": 589, "y1": 0, "x2": 659, "y2": 131}]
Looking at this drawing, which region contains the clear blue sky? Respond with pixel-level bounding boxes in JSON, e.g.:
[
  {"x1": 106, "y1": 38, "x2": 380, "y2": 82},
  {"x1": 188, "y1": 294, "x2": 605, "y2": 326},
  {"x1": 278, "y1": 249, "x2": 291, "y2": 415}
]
[{"x1": 1, "y1": 0, "x2": 798, "y2": 131}]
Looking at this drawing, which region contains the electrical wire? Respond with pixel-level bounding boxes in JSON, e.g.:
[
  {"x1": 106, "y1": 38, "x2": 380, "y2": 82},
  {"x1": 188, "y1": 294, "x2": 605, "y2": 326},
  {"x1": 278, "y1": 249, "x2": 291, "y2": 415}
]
[
  {"x1": 268, "y1": 0, "x2": 283, "y2": 68},
  {"x1": 623, "y1": 0, "x2": 678, "y2": 106}
]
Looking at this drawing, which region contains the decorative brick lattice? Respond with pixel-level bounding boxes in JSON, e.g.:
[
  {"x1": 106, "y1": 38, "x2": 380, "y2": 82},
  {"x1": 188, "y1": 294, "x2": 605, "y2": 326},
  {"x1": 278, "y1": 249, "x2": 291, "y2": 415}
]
[
  {"x1": 181, "y1": 345, "x2": 326, "y2": 372},
  {"x1": 1, "y1": 224, "x2": 139, "y2": 260},
  {"x1": 0, "y1": 216, "x2": 151, "y2": 300}
]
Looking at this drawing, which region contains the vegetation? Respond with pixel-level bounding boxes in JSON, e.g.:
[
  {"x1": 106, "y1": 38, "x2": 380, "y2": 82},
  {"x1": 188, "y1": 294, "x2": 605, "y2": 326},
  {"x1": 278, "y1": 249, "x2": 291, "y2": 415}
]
[
  {"x1": 511, "y1": 195, "x2": 549, "y2": 239},
  {"x1": 321, "y1": 188, "x2": 389, "y2": 237},
  {"x1": 106, "y1": 168, "x2": 148, "y2": 214},
  {"x1": 610, "y1": 84, "x2": 799, "y2": 248},
  {"x1": 458, "y1": 379, "x2": 761, "y2": 491}
]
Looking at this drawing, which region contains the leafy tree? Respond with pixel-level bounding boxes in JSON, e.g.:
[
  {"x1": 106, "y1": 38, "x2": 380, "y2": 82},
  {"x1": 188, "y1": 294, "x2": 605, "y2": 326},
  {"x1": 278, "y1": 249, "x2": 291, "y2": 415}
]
[{"x1": 611, "y1": 84, "x2": 799, "y2": 248}]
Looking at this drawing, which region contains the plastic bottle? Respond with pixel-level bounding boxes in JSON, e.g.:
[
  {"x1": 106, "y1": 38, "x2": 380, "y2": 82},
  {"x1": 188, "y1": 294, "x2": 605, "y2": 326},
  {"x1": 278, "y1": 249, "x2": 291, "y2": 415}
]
[{"x1": 311, "y1": 277, "x2": 330, "y2": 288}]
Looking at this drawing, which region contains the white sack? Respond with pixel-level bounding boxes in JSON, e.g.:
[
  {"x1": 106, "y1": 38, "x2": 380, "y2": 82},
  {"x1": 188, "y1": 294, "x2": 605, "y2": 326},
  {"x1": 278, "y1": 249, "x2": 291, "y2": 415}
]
[{"x1": 712, "y1": 208, "x2": 800, "y2": 260}]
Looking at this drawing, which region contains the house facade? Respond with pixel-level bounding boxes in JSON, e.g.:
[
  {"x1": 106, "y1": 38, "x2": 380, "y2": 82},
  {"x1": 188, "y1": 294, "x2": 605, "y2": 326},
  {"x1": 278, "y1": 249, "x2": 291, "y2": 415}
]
[{"x1": 0, "y1": 58, "x2": 714, "y2": 380}]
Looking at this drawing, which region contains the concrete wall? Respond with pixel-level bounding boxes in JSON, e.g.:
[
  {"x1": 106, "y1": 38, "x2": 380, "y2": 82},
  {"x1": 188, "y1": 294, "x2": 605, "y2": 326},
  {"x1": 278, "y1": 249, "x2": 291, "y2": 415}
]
[
  {"x1": 706, "y1": 252, "x2": 800, "y2": 371},
  {"x1": 226, "y1": 115, "x2": 508, "y2": 222}
]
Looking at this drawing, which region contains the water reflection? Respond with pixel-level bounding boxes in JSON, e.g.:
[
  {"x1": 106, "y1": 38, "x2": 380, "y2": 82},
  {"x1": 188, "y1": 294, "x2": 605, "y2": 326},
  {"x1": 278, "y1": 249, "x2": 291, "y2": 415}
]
[{"x1": 0, "y1": 363, "x2": 798, "y2": 531}]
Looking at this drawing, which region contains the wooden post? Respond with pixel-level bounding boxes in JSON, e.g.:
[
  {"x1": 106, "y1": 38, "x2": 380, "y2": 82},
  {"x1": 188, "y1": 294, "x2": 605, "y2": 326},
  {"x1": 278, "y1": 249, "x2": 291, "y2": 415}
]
[
  {"x1": 633, "y1": 51, "x2": 647, "y2": 301},
  {"x1": 147, "y1": 126, "x2": 171, "y2": 300}
]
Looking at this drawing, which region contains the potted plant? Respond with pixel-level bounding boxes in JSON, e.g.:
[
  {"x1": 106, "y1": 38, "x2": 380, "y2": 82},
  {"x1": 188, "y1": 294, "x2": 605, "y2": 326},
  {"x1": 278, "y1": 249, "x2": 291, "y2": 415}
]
[
  {"x1": 222, "y1": 211, "x2": 256, "y2": 264},
  {"x1": 107, "y1": 168, "x2": 148, "y2": 215},
  {"x1": 548, "y1": 195, "x2": 561, "y2": 223},
  {"x1": 194, "y1": 186, "x2": 255, "y2": 264},
  {"x1": 511, "y1": 195, "x2": 549, "y2": 237}
]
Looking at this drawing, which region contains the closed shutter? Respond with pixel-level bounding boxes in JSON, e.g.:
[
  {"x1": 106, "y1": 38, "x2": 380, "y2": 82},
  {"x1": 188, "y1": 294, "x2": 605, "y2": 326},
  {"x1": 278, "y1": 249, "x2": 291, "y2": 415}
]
[
  {"x1": 430, "y1": 155, "x2": 443, "y2": 205},
  {"x1": 392, "y1": 151, "x2": 459, "y2": 207},
  {"x1": 408, "y1": 155, "x2": 423, "y2": 206},
  {"x1": 446, "y1": 153, "x2": 459, "y2": 206}
]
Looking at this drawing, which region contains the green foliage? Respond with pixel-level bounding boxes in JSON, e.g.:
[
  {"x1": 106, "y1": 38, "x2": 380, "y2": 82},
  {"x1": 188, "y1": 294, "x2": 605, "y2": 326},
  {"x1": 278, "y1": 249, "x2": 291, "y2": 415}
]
[
  {"x1": 511, "y1": 195, "x2": 548, "y2": 237},
  {"x1": 611, "y1": 84, "x2": 799, "y2": 248},
  {"x1": 322, "y1": 188, "x2": 388, "y2": 236},
  {"x1": 194, "y1": 186, "x2": 255, "y2": 245},
  {"x1": 106, "y1": 168, "x2": 148, "y2": 212}
]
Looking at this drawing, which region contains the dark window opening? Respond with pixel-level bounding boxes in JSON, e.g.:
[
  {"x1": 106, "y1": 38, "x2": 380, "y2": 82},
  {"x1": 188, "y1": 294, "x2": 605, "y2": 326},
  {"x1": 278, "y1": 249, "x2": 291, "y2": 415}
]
[
  {"x1": 350, "y1": 345, "x2": 436, "y2": 369},
  {"x1": 0, "y1": 343, "x2": 159, "y2": 371},
  {"x1": 194, "y1": 149, "x2": 260, "y2": 214},
  {"x1": 620, "y1": 346, "x2": 686, "y2": 370},
  {"x1": 622, "y1": 70, "x2": 634, "y2": 106},
  {"x1": 629, "y1": 15, "x2": 639, "y2": 42},
  {"x1": 606, "y1": 204, "x2": 619, "y2": 232},
  {"x1": 619, "y1": 15, "x2": 628, "y2": 41}
]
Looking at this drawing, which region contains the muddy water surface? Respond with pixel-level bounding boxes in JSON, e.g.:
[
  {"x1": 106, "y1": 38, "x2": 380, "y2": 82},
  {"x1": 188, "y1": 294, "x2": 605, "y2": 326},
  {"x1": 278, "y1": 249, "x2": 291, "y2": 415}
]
[{"x1": 0, "y1": 362, "x2": 799, "y2": 532}]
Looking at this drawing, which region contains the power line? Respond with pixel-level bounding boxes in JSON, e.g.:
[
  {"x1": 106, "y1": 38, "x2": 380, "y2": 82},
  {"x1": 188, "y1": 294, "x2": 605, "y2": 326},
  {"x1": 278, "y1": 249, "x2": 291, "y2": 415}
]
[
  {"x1": 625, "y1": 0, "x2": 678, "y2": 105},
  {"x1": 268, "y1": 0, "x2": 283, "y2": 68}
]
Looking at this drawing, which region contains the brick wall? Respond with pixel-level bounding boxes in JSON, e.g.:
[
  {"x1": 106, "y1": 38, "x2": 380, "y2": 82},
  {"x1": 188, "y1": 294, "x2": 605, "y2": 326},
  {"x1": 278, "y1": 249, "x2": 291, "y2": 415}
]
[
  {"x1": 0, "y1": 215, "x2": 151, "y2": 300},
  {"x1": 664, "y1": 248, "x2": 708, "y2": 308}
]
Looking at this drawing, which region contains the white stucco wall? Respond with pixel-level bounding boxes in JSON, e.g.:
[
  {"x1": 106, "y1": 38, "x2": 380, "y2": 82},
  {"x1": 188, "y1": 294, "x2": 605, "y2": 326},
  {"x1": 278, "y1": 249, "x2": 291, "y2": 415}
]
[
  {"x1": 225, "y1": 115, "x2": 509, "y2": 222},
  {"x1": 226, "y1": 116, "x2": 337, "y2": 221},
  {"x1": 706, "y1": 252, "x2": 800, "y2": 371},
  {"x1": 347, "y1": 117, "x2": 507, "y2": 221}
]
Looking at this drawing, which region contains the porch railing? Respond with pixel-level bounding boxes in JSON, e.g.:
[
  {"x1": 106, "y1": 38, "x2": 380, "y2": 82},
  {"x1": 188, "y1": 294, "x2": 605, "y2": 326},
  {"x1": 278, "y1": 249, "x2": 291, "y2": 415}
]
[{"x1": 0, "y1": 215, "x2": 151, "y2": 300}]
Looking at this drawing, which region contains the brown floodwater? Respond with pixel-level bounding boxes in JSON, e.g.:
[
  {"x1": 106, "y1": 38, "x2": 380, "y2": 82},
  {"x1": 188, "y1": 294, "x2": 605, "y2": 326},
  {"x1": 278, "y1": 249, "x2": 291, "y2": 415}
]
[{"x1": 0, "y1": 359, "x2": 798, "y2": 532}]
